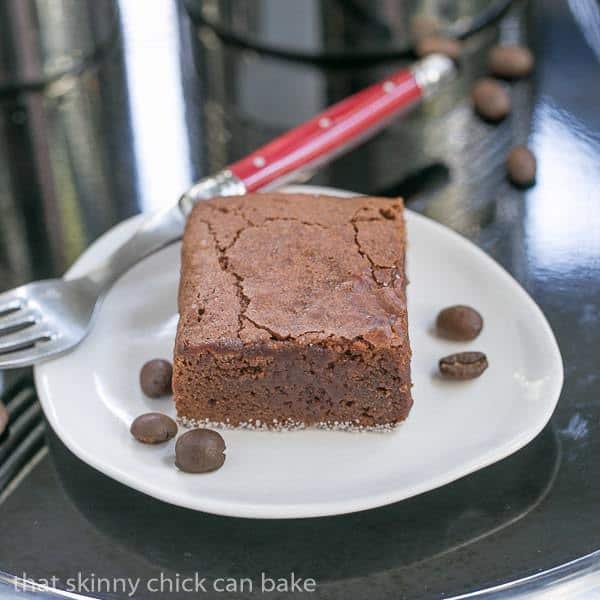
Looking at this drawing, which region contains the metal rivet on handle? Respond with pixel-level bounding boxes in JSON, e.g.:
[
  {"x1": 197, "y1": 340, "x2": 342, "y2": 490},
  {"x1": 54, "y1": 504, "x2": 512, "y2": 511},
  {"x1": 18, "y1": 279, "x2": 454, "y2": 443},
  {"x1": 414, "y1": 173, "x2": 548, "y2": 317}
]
[
  {"x1": 383, "y1": 81, "x2": 395, "y2": 93},
  {"x1": 253, "y1": 156, "x2": 266, "y2": 168},
  {"x1": 318, "y1": 117, "x2": 331, "y2": 128}
]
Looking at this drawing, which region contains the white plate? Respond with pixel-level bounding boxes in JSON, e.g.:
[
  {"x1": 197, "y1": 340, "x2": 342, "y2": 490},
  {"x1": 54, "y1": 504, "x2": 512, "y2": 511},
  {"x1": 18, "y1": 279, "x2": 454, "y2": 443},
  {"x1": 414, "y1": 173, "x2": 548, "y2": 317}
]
[{"x1": 34, "y1": 185, "x2": 563, "y2": 519}]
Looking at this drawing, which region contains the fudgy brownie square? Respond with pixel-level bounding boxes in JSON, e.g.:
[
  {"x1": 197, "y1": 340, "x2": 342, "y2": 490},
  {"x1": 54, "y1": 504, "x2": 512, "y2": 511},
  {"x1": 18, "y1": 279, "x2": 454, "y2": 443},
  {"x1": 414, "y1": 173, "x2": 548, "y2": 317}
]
[{"x1": 173, "y1": 193, "x2": 412, "y2": 431}]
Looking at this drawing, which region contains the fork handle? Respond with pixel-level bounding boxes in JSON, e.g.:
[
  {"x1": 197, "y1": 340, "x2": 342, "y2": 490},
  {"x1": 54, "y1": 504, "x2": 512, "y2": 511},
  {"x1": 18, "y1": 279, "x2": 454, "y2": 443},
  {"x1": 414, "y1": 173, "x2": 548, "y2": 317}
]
[
  {"x1": 79, "y1": 204, "x2": 187, "y2": 290},
  {"x1": 181, "y1": 54, "x2": 455, "y2": 209},
  {"x1": 83, "y1": 55, "x2": 455, "y2": 290},
  {"x1": 228, "y1": 55, "x2": 452, "y2": 192}
]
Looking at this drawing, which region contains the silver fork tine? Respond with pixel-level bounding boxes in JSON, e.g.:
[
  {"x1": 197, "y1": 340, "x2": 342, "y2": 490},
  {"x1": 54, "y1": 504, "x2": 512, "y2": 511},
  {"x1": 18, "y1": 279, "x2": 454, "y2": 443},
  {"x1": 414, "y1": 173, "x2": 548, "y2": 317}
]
[
  {"x1": 0, "y1": 310, "x2": 37, "y2": 334},
  {"x1": 0, "y1": 295, "x2": 23, "y2": 315},
  {"x1": 0, "y1": 325, "x2": 52, "y2": 353},
  {"x1": 0, "y1": 341, "x2": 60, "y2": 369}
]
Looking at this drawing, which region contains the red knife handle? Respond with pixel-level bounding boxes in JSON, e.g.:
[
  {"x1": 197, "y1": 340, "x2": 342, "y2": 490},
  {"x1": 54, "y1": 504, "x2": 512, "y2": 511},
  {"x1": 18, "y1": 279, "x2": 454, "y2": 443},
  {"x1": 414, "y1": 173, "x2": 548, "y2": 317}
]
[{"x1": 228, "y1": 54, "x2": 455, "y2": 192}]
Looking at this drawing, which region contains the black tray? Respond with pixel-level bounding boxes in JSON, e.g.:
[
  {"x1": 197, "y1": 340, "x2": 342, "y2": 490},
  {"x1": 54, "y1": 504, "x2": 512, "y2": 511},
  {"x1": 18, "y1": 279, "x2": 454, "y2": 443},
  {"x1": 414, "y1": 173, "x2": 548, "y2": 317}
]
[{"x1": 1, "y1": 0, "x2": 599, "y2": 597}]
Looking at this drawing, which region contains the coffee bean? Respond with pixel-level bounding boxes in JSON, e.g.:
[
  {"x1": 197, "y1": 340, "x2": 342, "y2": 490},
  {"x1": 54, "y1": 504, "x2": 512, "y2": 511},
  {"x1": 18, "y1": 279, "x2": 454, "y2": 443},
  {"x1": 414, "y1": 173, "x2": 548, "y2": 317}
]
[
  {"x1": 131, "y1": 412, "x2": 177, "y2": 444},
  {"x1": 415, "y1": 36, "x2": 462, "y2": 61},
  {"x1": 439, "y1": 352, "x2": 488, "y2": 380},
  {"x1": 488, "y1": 45, "x2": 534, "y2": 79},
  {"x1": 471, "y1": 78, "x2": 511, "y2": 122},
  {"x1": 0, "y1": 401, "x2": 7, "y2": 436},
  {"x1": 506, "y1": 145, "x2": 537, "y2": 186},
  {"x1": 140, "y1": 359, "x2": 172, "y2": 398},
  {"x1": 175, "y1": 429, "x2": 226, "y2": 473},
  {"x1": 436, "y1": 305, "x2": 483, "y2": 341},
  {"x1": 410, "y1": 14, "x2": 442, "y2": 40}
]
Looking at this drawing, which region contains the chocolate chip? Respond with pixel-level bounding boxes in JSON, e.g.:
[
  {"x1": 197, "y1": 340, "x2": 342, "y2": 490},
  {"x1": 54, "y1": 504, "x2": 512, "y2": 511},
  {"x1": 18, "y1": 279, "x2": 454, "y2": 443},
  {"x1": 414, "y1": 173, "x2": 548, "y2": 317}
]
[
  {"x1": 0, "y1": 401, "x2": 8, "y2": 436},
  {"x1": 506, "y1": 145, "x2": 537, "y2": 186},
  {"x1": 436, "y1": 305, "x2": 483, "y2": 341},
  {"x1": 439, "y1": 352, "x2": 488, "y2": 380},
  {"x1": 130, "y1": 412, "x2": 177, "y2": 444},
  {"x1": 415, "y1": 36, "x2": 462, "y2": 61},
  {"x1": 488, "y1": 45, "x2": 534, "y2": 79},
  {"x1": 140, "y1": 359, "x2": 172, "y2": 398},
  {"x1": 471, "y1": 78, "x2": 511, "y2": 122},
  {"x1": 175, "y1": 429, "x2": 226, "y2": 473}
]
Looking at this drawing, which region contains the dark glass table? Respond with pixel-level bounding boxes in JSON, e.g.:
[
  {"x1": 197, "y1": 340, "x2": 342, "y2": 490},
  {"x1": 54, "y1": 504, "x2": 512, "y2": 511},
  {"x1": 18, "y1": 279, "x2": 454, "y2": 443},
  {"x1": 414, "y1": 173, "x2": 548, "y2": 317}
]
[{"x1": 1, "y1": 0, "x2": 599, "y2": 597}]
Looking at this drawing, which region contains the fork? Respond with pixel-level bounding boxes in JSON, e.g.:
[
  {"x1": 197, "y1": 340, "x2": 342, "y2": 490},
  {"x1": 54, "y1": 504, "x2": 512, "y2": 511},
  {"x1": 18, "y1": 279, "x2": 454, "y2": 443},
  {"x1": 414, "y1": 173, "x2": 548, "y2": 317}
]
[{"x1": 0, "y1": 55, "x2": 455, "y2": 369}]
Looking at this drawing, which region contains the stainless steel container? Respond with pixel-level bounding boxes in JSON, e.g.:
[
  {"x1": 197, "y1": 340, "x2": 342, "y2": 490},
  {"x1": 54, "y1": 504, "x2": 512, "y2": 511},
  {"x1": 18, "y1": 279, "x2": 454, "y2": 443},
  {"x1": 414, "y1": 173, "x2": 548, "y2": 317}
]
[
  {"x1": 0, "y1": 0, "x2": 132, "y2": 291},
  {"x1": 0, "y1": 0, "x2": 203, "y2": 292},
  {"x1": 184, "y1": 0, "x2": 514, "y2": 59},
  {"x1": 0, "y1": 0, "x2": 119, "y2": 91}
]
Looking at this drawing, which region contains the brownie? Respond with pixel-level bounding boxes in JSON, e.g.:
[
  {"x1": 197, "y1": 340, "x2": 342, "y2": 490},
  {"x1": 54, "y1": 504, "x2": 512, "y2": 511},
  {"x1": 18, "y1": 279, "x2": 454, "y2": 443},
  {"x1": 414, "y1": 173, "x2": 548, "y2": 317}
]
[{"x1": 173, "y1": 193, "x2": 412, "y2": 431}]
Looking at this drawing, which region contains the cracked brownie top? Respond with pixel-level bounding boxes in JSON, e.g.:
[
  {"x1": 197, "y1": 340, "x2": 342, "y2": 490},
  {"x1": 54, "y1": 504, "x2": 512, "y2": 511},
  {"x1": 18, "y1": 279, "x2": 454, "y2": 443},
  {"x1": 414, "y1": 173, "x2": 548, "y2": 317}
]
[{"x1": 175, "y1": 193, "x2": 408, "y2": 353}]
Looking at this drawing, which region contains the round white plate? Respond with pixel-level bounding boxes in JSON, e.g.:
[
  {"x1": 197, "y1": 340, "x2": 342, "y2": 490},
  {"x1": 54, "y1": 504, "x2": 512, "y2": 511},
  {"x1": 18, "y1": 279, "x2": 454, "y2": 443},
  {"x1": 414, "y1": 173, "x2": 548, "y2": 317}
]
[{"x1": 34, "y1": 185, "x2": 563, "y2": 519}]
